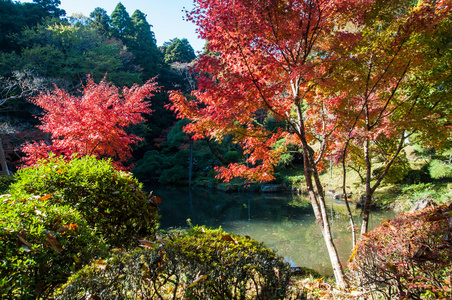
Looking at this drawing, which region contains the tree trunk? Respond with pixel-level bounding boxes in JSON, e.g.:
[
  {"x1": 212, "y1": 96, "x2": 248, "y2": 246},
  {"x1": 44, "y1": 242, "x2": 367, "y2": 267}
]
[
  {"x1": 361, "y1": 137, "x2": 372, "y2": 235},
  {"x1": 361, "y1": 132, "x2": 406, "y2": 234},
  {"x1": 342, "y1": 154, "x2": 357, "y2": 248},
  {"x1": 0, "y1": 138, "x2": 10, "y2": 176},
  {"x1": 189, "y1": 138, "x2": 193, "y2": 189},
  {"x1": 298, "y1": 119, "x2": 348, "y2": 289},
  {"x1": 310, "y1": 151, "x2": 348, "y2": 289}
]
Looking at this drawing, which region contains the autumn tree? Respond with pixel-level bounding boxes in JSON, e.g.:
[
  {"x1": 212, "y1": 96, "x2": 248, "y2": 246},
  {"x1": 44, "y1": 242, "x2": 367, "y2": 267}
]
[
  {"x1": 21, "y1": 76, "x2": 157, "y2": 168},
  {"x1": 321, "y1": 0, "x2": 452, "y2": 234},
  {"x1": 168, "y1": 0, "x2": 374, "y2": 288}
]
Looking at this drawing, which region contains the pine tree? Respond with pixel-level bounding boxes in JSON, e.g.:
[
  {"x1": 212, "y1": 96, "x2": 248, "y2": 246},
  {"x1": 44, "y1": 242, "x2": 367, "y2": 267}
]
[
  {"x1": 89, "y1": 7, "x2": 111, "y2": 37},
  {"x1": 162, "y1": 38, "x2": 196, "y2": 64},
  {"x1": 130, "y1": 9, "x2": 161, "y2": 79},
  {"x1": 110, "y1": 2, "x2": 133, "y2": 39}
]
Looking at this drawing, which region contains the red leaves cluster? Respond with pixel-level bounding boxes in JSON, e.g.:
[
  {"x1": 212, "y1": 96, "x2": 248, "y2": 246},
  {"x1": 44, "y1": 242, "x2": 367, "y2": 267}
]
[
  {"x1": 170, "y1": 0, "x2": 366, "y2": 182},
  {"x1": 170, "y1": 0, "x2": 451, "y2": 184},
  {"x1": 22, "y1": 76, "x2": 157, "y2": 168},
  {"x1": 349, "y1": 204, "x2": 452, "y2": 298}
]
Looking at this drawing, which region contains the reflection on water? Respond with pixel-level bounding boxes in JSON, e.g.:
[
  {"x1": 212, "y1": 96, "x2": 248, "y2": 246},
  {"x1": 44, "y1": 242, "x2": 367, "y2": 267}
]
[{"x1": 152, "y1": 187, "x2": 395, "y2": 276}]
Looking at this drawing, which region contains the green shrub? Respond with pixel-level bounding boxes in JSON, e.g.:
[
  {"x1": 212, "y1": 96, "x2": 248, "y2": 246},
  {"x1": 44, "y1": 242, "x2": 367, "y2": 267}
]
[
  {"x1": 403, "y1": 164, "x2": 432, "y2": 184},
  {"x1": 0, "y1": 194, "x2": 108, "y2": 299},
  {"x1": 159, "y1": 164, "x2": 187, "y2": 184},
  {"x1": 429, "y1": 159, "x2": 452, "y2": 179},
  {"x1": 0, "y1": 175, "x2": 16, "y2": 193},
  {"x1": 348, "y1": 204, "x2": 452, "y2": 299},
  {"x1": 10, "y1": 155, "x2": 160, "y2": 248},
  {"x1": 133, "y1": 150, "x2": 172, "y2": 182},
  {"x1": 224, "y1": 150, "x2": 240, "y2": 164},
  {"x1": 57, "y1": 227, "x2": 291, "y2": 300}
]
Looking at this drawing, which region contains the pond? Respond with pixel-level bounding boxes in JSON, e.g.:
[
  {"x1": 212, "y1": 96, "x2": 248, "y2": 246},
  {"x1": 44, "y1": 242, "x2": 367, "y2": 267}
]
[{"x1": 151, "y1": 187, "x2": 395, "y2": 276}]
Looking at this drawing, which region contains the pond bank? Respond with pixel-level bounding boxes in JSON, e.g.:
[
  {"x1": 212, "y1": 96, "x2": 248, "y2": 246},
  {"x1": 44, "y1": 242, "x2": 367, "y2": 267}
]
[{"x1": 149, "y1": 186, "x2": 395, "y2": 276}]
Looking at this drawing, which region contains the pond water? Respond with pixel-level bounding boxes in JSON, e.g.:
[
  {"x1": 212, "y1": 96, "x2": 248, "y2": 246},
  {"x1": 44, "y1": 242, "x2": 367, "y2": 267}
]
[{"x1": 151, "y1": 187, "x2": 395, "y2": 276}]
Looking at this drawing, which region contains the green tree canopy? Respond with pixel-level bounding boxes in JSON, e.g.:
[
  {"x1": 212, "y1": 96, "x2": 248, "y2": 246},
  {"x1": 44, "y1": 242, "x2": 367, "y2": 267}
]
[
  {"x1": 89, "y1": 7, "x2": 111, "y2": 37},
  {"x1": 1, "y1": 19, "x2": 141, "y2": 88},
  {"x1": 129, "y1": 9, "x2": 161, "y2": 79},
  {"x1": 0, "y1": 0, "x2": 65, "y2": 52},
  {"x1": 110, "y1": 2, "x2": 133, "y2": 39},
  {"x1": 161, "y1": 38, "x2": 196, "y2": 64},
  {"x1": 32, "y1": 0, "x2": 65, "y2": 18}
]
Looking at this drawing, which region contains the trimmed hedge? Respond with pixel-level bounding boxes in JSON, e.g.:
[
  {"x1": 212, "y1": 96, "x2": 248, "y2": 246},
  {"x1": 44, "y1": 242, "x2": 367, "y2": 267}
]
[
  {"x1": 56, "y1": 227, "x2": 292, "y2": 299},
  {"x1": 10, "y1": 156, "x2": 160, "y2": 248},
  {"x1": 0, "y1": 174, "x2": 15, "y2": 193},
  {"x1": 0, "y1": 194, "x2": 108, "y2": 299}
]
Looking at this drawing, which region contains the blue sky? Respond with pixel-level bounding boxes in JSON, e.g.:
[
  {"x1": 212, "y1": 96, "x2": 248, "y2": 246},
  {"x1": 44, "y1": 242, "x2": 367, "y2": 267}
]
[{"x1": 21, "y1": 0, "x2": 205, "y2": 53}]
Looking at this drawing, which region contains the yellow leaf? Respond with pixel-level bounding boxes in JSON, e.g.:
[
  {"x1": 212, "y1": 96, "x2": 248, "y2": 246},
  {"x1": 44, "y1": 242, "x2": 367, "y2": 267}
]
[
  {"x1": 386, "y1": 262, "x2": 397, "y2": 272},
  {"x1": 348, "y1": 244, "x2": 359, "y2": 263},
  {"x1": 189, "y1": 275, "x2": 208, "y2": 288}
]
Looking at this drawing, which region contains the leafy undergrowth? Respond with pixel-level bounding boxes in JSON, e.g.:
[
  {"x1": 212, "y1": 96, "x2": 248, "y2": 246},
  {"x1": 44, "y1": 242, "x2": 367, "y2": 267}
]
[
  {"x1": 285, "y1": 203, "x2": 452, "y2": 300},
  {"x1": 57, "y1": 226, "x2": 292, "y2": 299},
  {"x1": 371, "y1": 182, "x2": 452, "y2": 212},
  {"x1": 348, "y1": 204, "x2": 452, "y2": 299},
  {"x1": 286, "y1": 275, "x2": 340, "y2": 299}
]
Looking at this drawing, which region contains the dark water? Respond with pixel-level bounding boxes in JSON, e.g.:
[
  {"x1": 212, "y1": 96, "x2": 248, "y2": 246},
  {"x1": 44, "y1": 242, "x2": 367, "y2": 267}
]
[{"x1": 151, "y1": 187, "x2": 395, "y2": 276}]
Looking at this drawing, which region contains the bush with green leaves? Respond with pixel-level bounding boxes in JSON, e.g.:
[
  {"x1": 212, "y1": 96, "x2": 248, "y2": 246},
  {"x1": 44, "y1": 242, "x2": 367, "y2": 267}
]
[
  {"x1": 429, "y1": 159, "x2": 452, "y2": 179},
  {"x1": 0, "y1": 193, "x2": 108, "y2": 299},
  {"x1": 348, "y1": 204, "x2": 452, "y2": 299},
  {"x1": 132, "y1": 150, "x2": 172, "y2": 182},
  {"x1": 56, "y1": 227, "x2": 291, "y2": 299},
  {"x1": 10, "y1": 155, "x2": 160, "y2": 248},
  {"x1": 0, "y1": 175, "x2": 16, "y2": 193}
]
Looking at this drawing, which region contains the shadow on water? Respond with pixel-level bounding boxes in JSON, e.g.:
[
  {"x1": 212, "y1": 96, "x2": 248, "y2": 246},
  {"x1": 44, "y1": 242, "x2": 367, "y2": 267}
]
[{"x1": 150, "y1": 187, "x2": 395, "y2": 276}]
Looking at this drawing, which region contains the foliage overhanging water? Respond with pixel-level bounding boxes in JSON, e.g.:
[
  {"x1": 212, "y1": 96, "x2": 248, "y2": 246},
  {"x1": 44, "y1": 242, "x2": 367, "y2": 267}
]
[{"x1": 152, "y1": 187, "x2": 395, "y2": 276}]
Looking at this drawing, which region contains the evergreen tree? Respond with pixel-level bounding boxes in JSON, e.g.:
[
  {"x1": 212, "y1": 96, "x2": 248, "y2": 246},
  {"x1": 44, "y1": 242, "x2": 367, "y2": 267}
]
[
  {"x1": 89, "y1": 7, "x2": 111, "y2": 37},
  {"x1": 110, "y1": 2, "x2": 133, "y2": 39},
  {"x1": 130, "y1": 9, "x2": 160, "y2": 79},
  {"x1": 1, "y1": 19, "x2": 142, "y2": 88},
  {"x1": 0, "y1": 0, "x2": 65, "y2": 53},
  {"x1": 32, "y1": 0, "x2": 65, "y2": 18},
  {"x1": 162, "y1": 38, "x2": 196, "y2": 64}
]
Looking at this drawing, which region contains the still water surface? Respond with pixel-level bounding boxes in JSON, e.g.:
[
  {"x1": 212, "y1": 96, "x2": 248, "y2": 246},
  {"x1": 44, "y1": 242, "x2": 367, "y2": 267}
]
[{"x1": 152, "y1": 187, "x2": 395, "y2": 276}]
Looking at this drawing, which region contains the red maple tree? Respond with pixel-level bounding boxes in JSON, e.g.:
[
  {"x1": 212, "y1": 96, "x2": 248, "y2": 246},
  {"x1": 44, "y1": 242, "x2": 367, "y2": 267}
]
[
  {"x1": 169, "y1": 0, "x2": 370, "y2": 288},
  {"x1": 170, "y1": 0, "x2": 452, "y2": 288},
  {"x1": 22, "y1": 76, "x2": 157, "y2": 168}
]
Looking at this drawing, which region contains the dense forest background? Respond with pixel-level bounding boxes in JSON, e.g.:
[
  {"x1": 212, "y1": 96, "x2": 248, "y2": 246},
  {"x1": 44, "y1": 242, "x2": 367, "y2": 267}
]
[
  {"x1": 0, "y1": 0, "x2": 235, "y2": 184},
  {"x1": 2, "y1": 0, "x2": 451, "y2": 190}
]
